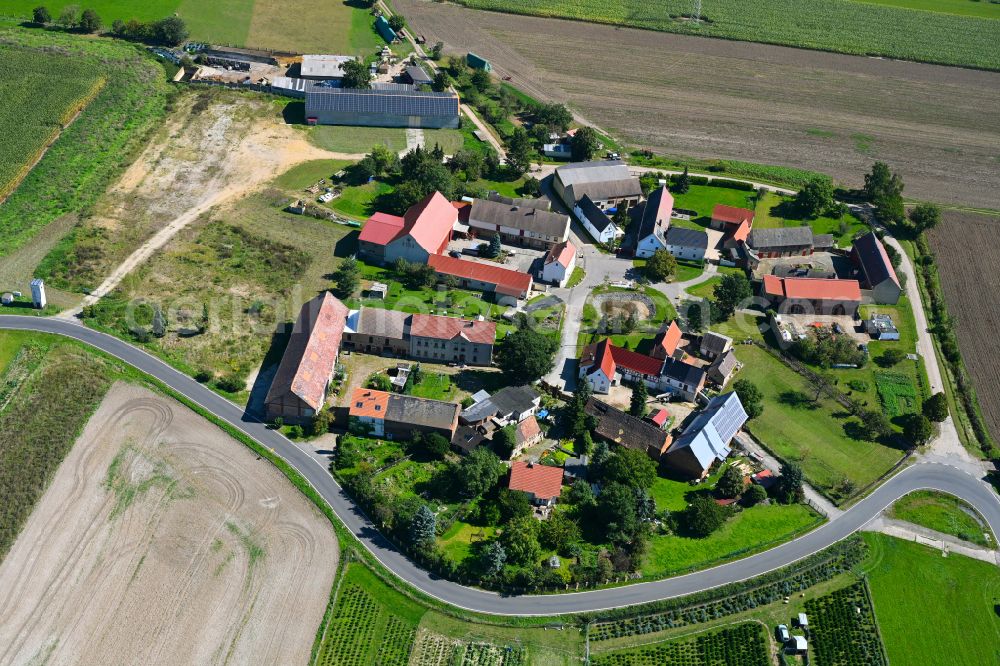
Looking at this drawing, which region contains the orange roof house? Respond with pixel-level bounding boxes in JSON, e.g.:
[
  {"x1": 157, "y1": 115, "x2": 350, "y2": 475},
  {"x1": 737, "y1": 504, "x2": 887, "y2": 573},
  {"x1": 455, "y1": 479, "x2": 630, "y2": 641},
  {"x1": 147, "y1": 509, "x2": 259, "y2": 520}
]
[
  {"x1": 409, "y1": 313, "x2": 497, "y2": 345},
  {"x1": 348, "y1": 387, "x2": 460, "y2": 439},
  {"x1": 508, "y1": 461, "x2": 564, "y2": 505},
  {"x1": 712, "y1": 204, "x2": 754, "y2": 244},
  {"x1": 349, "y1": 387, "x2": 390, "y2": 419},
  {"x1": 762, "y1": 275, "x2": 862, "y2": 315},
  {"x1": 651, "y1": 320, "x2": 683, "y2": 360},
  {"x1": 265, "y1": 292, "x2": 349, "y2": 424},
  {"x1": 427, "y1": 253, "x2": 532, "y2": 301},
  {"x1": 359, "y1": 192, "x2": 456, "y2": 264}
]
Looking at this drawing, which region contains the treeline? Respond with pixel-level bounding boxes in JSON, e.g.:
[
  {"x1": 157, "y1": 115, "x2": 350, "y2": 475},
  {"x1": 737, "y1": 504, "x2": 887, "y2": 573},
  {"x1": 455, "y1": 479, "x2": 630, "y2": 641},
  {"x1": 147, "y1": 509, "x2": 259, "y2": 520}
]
[{"x1": 29, "y1": 6, "x2": 189, "y2": 46}]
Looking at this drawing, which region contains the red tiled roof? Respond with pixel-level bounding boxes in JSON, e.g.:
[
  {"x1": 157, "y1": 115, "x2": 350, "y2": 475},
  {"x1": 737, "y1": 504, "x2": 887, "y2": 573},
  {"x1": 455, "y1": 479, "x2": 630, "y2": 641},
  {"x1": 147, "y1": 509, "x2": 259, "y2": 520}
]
[
  {"x1": 349, "y1": 387, "x2": 390, "y2": 418},
  {"x1": 712, "y1": 204, "x2": 755, "y2": 226},
  {"x1": 732, "y1": 220, "x2": 752, "y2": 243},
  {"x1": 359, "y1": 212, "x2": 405, "y2": 246},
  {"x1": 516, "y1": 416, "x2": 541, "y2": 445},
  {"x1": 765, "y1": 275, "x2": 862, "y2": 302},
  {"x1": 509, "y1": 461, "x2": 563, "y2": 500},
  {"x1": 581, "y1": 338, "x2": 664, "y2": 379},
  {"x1": 655, "y1": 321, "x2": 682, "y2": 357},
  {"x1": 266, "y1": 292, "x2": 348, "y2": 412},
  {"x1": 649, "y1": 409, "x2": 669, "y2": 427},
  {"x1": 427, "y1": 254, "x2": 532, "y2": 295},
  {"x1": 545, "y1": 240, "x2": 576, "y2": 268},
  {"x1": 409, "y1": 313, "x2": 497, "y2": 344},
  {"x1": 401, "y1": 191, "x2": 457, "y2": 254}
]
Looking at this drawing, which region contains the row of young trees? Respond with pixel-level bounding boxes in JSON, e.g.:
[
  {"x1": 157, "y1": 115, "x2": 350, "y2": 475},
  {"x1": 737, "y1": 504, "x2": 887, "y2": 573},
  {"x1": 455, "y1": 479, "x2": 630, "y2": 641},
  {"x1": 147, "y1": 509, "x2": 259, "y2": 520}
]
[{"x1": 31, "y1": 5, "x2": 189, "y2": 45}]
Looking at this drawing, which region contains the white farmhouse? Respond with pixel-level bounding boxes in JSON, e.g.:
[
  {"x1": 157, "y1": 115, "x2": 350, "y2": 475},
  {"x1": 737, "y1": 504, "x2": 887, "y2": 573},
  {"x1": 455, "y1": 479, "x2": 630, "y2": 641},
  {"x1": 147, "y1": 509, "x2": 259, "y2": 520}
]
[
  {"x1": 541, "y1": 240, "x2": 577, "y2": 287},
  {"x1": 574, "y1": 195, "x2": 620, "y2": 245}
]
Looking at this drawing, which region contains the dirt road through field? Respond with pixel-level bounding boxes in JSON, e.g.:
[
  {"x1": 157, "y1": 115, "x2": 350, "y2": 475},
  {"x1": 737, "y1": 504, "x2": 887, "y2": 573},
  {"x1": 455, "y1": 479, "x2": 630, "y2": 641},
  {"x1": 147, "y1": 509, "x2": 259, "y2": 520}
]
[
  {"x1": 61, "y1": 94, "x2": 349, "y2": 317},
  {"x1": 0, "y1": 383, "x2": 337, "y2": 665},
  {"x1": 396, "y1": 0, "x2": 1000, "y2": 209}
]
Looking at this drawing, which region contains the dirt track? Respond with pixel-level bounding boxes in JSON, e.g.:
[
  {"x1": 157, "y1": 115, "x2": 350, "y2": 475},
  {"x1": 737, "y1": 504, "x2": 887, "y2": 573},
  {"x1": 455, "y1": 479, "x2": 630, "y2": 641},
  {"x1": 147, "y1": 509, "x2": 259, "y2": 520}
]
[
  {"x1": 397, "y1": 0, "x2": 1000, "y2": 209},
  {"x1": 0, "y1": 383, "x2": 337, "y2": 666}
]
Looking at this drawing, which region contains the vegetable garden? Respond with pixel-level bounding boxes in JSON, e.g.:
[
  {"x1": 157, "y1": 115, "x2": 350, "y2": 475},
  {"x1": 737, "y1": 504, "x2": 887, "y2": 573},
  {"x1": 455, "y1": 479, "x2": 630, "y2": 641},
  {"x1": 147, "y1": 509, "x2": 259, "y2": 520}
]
[
  {"x1": 805, "y1": 582, "x2": 888, "y2": 666},
  {"x1": 874, "y1": 371, "x2": 918, "y2": 417},
  {"x1": 590, "y1": 623, "x2": 768, "y2": 666},
  {"x1": 455, "y1": 0, "x2": 1000, "y2": 70}
]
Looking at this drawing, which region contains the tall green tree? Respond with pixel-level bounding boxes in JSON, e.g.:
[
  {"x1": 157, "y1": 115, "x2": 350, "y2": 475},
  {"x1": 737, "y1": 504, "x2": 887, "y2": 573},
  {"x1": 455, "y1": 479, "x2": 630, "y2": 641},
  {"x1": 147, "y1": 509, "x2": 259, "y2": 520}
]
[
  {"x1": 733, "y1": 379, "x2": 764, "y2": 419},
  {"x1": 332, "y1": 257, "x2": 360, "y2": 298},
  {"x1": 341, "y1": 58, "x2": 372, "y2": 89},
  {"x1": 32, "y1": 6, "x2": 51, "y2": 24},
  {"x1": 794, "y1": 177, "x2": 834, "y2": 218},
  {"x1": 904, "y1": 413, "x2": 933, "y2": 446},
  {"x1": 644, "y1": 248, "x2": 677, "y2": 282},
  {"x1": 499, "y1": 516, "x2": 541, "y2": 566},
  {"x1": 864, "y1": 161, "x2": 905, "y2": 224},
  {"x1": 496, "y1": 328, "x2": 557, "y2": 383},
  {"x1": 56, "y1": 4, "x2": 79, "y2": 27},
  {"x1": 601, "y1": 448, "x2": 657, "y2": 490},
  {"x1": 712, "y1": 272, "x2": 752, "y2": 321},
  {"x1": 715, "y1": 465, "x2": 746, "y2": 499},
  {"x1": 492, "y1": 425, "x2": 517, "y2": 460},
  {"x1": 922, "y1": 392, "x2": 948, "y2": 422},
  {"x1": 487, "y1": 233, "x2": 502, "y2": 258},
  {"x1": 410, "y1": 504, "x2": 437, "y2": 546},
  {"x1": 909, "y1": 203, "x2": 941, "y2": 233},
  {"x1": 629, "y1": 381, "x2": 648, "y2": 418},
  {"x1": 675, "y1": 166, "x2": 691, "y2": 194},
  {"x1": 152, "y1": 16, "x2": 188, "y2": 45},
  {"x1": 505, "y1": 127, "x2": 532, "y2": 176},
  {"x1": 570, "y1": 126, "x2": 601, "y2": 162},
  {"x1": 774, "y1": 461, "x2": 804, "y2": 504},
  {"x1": 457, "y1": 447, "x2": 505, "y2": 498},
  {"x1": 682, "y1": 496, "x2": 730, "y2": 537}
]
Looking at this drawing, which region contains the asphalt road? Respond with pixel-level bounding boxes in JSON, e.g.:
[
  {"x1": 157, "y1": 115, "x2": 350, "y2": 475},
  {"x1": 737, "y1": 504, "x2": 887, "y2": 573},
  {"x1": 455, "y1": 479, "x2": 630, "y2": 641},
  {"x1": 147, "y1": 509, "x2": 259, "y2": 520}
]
[{"x1": 4, "y1": 315, "x2": 999, "y2": 616}]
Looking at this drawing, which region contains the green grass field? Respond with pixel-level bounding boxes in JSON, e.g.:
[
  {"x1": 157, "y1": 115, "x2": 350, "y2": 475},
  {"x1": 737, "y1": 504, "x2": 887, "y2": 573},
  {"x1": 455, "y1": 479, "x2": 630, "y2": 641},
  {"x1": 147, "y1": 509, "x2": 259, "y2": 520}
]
[
  {"x1": 456, "y1": 0, "x2": 1000, "y2": 71},
  {"x1": 862, "y1": 532, "x2": 1000, "y2": 666},
  {"x1": 3, "y1": 0, "x2": 387, "y2": 54},
  {"x1": 731, "y1": 343, "x2": 905, "y2": 501},
  {"x1": 856, "y1": 0, "x2": 1000, "y2": 18},
  {"x1": 307, "y1": 126, "x2": 465, "y2": 155},
  {"x1": 754, "y1": 192, "x2": 868, "y2": 246},
  {"x1": 669, "y1": 185, "x2": 755, "y2": 231},
  {"x1": 642, "y1": 503, "x2": 822, "y2": 578},
  {"x1": 889, "y1": 490, "x2": 994, "y2": 547}
]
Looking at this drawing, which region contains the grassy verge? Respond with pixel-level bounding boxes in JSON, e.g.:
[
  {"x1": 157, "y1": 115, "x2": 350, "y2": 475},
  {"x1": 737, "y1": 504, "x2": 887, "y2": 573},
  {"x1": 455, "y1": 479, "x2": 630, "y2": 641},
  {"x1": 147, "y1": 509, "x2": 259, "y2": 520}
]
[
  {"x1": 861, "y1": 532, "x2": 1000, "y2": 665},
  {"x1": 889, "y1": 490, "x2": 994, "y2": 547}
]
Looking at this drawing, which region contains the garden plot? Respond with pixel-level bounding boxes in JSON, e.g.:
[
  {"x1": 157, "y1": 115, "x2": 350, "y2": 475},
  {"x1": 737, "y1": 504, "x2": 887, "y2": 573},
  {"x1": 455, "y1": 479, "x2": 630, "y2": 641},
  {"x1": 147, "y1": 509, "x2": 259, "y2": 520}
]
[
  {"x1": 0, "y1": 384, "x2": 336, "y2": 666},
  {"x1": 805, "y1": 581, "x2": 888, "y2": 666},
  {"x1": 590, "y1": 623, "x2": 768, "y2": 666}
]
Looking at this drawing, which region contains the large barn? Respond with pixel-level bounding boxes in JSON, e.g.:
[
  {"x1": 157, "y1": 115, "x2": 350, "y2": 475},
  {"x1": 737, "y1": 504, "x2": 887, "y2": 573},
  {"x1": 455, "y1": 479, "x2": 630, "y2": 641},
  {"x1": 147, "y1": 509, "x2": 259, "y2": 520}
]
[{"x1": 304, "y1": 84, "x2": 460, "y2": 129}]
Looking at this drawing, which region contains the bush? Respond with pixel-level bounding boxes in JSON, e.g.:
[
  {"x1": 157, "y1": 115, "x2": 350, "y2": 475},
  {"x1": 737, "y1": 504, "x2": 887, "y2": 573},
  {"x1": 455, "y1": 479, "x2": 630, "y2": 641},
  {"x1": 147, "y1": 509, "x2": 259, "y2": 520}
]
[{"x1": 215, "y1": 374, "x2": 244, "y2": 393}]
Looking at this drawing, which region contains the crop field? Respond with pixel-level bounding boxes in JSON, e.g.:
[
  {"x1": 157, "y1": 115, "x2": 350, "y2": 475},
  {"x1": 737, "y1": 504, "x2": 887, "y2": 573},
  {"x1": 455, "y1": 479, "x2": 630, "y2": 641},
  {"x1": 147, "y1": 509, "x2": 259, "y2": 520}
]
[
  {"x1": 889, "y1": 490, "x2": 994, "y2": 547},
  {"x1": 861, "y1": 533, "x2": 1000, "y2": 665},
  {"x1": 454, "y1": 0, "x2": 1000, "y2": 70},
  {"x1": 873, "y1": 371, "x2": 918, "y2": 417},
  {"x1": 0, "y1": 383, "x2": 337, "y2": 664},
  {"x1": 317, "y1": 562, "x2": 581, "y2": 665},
  {"x1": 3, "y1": 0, "x2": 385, "y2": 53},
  {"x1": 396, "y1": 0, "x2": 1000, "y2": 210},
  {"x1": 0, "y1": 47, "x2": 104, "y2": 200},
  {"x1": 927, "y1": 211, "x2": 1000, "y2": 443},
  {"x1": 590, "y1": 623, "x2": 768, "y2": 666},
  {"x1": 0, "y1": 339, "x2": 112, "y2": 563},
  {"x1": 0, "y1": 29, "x2": 168, "y2": 266},
  {"x1": 804, "y1": 582, "x2": 888, "y2": 666}
]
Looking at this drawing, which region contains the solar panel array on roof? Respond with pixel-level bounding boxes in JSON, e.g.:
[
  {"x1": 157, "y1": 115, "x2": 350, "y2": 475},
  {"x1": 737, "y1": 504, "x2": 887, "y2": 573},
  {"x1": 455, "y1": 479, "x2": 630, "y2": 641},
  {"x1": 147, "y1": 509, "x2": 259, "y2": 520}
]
[{"x1": 306, "y1": 87, "x2": 459, "y2": 117}]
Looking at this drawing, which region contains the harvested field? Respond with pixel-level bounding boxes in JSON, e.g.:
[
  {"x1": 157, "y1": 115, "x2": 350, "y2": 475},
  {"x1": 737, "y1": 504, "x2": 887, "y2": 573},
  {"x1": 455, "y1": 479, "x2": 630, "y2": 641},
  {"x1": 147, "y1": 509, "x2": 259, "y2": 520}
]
[
  {"x1": 396, "y1": 0, "x2": 1000, "y2": 209},
  {"x1": 927, "y1": 210, "x2": 1000, "y2": 442},
  {"x1": 0, "y1": 383, "x2": 337, "y2": 666}
]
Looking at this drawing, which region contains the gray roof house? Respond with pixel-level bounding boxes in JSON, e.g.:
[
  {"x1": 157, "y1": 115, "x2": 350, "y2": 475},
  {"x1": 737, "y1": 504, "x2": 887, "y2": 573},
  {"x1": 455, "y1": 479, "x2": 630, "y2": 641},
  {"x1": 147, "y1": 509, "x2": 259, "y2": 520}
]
[
  {"x1": 633, "y1": 186, "x2": 674, "y2": 259},
  {"x1": 552, "y1": 160, "x2": 642, "y2": 210},
  {"x1": 707, "y1": 349, "x2": 739, "y2": 386},
  {"x1": 468, "y1": 198, "x2": 570, "y2": 247},
  {"x1": 663, "y1": 392, "x2": 748, "y2": 478},
  {"x1": 305, "y1": 86, "x2": 460, "y2": 129},
  {"x1": 664, "y1": 225, "x2": 710, "y2": 262},
  {"x1": 700, "y1": 331, "x2": 733, "y2": 359},
  {"x1": 574, "y1": 194, "x2": 619, "y2": 244},
  {"x1": 300, "y1": 54, "x2": 353, "y2": 80},
  {"x1": 404, "y1": 64, "x2": 433, "y2": 86},
  {"x1": 851, "y1": 231, "x2": 902, "y2": 304},
  {"x1": 460, "y1": 385, "x2": 540, "y2": 426}
]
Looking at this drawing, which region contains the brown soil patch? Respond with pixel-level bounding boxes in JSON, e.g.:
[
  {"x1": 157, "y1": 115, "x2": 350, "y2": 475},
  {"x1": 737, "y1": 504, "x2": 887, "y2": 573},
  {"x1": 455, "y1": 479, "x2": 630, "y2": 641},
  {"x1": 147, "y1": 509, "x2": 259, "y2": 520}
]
[
  {"x1": 0, "y1": 383, "x2": 337, "y2": 665},
  {"x1": 397, "y1": 0, "x2": 1000, "y2": 209},
  {"x1": 927, "y1": 210, "x2": 1000, "y2": 441}
]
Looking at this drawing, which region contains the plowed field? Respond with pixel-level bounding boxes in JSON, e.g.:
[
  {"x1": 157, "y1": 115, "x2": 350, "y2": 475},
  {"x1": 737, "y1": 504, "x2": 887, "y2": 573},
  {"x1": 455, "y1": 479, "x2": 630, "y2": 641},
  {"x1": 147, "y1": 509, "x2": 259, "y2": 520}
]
[
  {"x1": 396, "y1": 0, "x2": 1000, "y2": 209},
  {"x1": 928, "y1": 211, "x2": 1000, "y2": 442},
  {"x1": 0, "y1": 383, "x2": 337, "y2": 665}
]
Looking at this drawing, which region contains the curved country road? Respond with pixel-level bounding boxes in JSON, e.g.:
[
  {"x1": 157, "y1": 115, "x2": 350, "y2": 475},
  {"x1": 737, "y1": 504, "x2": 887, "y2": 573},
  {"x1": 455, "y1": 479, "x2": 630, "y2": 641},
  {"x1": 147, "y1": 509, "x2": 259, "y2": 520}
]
[{"x1": 4, "y1": 315, "x2": 998, "y2": 616}]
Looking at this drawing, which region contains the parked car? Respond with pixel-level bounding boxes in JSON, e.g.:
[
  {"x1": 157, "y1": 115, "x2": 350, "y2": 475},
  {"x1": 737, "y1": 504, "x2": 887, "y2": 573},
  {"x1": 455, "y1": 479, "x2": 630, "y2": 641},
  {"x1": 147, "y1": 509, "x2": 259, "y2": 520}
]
[
  {"x1": 449, "y1": 250, "x2": 462, "y2": 258},
  {"x1": 776, "y1": 625, "x2": 790, "y2": 642}
]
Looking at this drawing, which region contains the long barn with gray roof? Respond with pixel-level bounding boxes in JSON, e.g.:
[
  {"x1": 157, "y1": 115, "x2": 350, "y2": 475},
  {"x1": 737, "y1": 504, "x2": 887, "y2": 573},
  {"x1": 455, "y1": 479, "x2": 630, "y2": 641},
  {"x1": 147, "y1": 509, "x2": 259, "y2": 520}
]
[{"x1": 305, "y1": 85, "x2": 459, "y2": 129}]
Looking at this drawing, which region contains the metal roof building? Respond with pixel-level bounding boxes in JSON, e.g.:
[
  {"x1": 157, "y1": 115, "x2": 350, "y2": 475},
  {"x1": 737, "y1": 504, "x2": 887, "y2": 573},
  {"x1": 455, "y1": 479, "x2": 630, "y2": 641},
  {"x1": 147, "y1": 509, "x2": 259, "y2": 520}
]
[
  {"x1": 300, "y1": 55, "x2": 353, "y2": 80},
  {"x1": 305, "y1": 85, "x2": 460, "y2": 129},
  {"x1": 663, "y1": 392, "x2": 748, "y2": 478}
]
